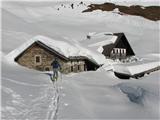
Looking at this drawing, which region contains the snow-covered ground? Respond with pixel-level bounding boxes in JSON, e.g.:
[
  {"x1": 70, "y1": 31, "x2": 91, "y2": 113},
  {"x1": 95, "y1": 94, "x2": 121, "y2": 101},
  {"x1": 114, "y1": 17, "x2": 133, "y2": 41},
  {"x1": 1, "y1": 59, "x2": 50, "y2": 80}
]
[
  {"x1": 1, "y1": 0, "x2": 160, "y2": 119},
  {"x1": 1, "y1": 58, "x2": 59, "y2": 119},
  {"x1": 57, "y1": 71, "x2": 159, "y2": 119}
]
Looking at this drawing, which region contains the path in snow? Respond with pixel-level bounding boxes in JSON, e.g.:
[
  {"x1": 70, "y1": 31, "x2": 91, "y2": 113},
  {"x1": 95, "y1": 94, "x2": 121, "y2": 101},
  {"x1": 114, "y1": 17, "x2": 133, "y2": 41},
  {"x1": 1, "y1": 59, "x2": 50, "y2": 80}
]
[{"x1": 1, "y1": 60, "x2": 60, "y2": 120}]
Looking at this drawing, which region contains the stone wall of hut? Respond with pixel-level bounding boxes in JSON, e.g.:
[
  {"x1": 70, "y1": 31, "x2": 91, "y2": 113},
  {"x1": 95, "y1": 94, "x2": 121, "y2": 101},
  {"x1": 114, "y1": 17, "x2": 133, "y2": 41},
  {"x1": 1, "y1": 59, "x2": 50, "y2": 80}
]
[
  {"x1": 16, "y1": 43, "x2": 86, "y2": 73},
  {"x1": 65, "y1": 60, "x2": 85, "y2": 73}
]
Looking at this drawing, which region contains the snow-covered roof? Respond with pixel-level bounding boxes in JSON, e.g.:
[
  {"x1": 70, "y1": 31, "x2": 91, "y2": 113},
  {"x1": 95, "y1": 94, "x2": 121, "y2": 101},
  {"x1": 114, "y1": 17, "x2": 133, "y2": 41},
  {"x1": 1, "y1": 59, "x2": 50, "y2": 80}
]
[
  {"x1": 87, "y1": 32, "x2": 118, "y2": 47},
  {"x1": 85, "y1": 32, "x2": 118, "y2": 54},
  {"x1": 5, "y1": 35, "x2": 106, "y2": 64},
  {"x1": 114, "y1": 58, "x2": 160, "y2": 76},
  {"x1": 88, "y1": 36, "x2": 117, "y2": 47}
]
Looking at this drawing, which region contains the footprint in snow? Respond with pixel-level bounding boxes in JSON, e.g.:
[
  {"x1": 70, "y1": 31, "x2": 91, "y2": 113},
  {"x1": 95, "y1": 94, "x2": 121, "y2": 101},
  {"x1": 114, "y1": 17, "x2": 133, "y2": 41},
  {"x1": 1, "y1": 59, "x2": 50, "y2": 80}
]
[{"x1": 64, "y1": 103, "x2": 68, "y2": 106}]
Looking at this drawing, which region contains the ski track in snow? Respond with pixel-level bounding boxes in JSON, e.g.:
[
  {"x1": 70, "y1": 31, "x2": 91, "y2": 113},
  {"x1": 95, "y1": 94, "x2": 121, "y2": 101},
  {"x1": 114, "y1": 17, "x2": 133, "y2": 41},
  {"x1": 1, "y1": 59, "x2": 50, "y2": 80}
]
[
  {"x1": 2, "y1": 77, "x2": 49, "y2": 87},
  {"x1": 2, "y1": 87, "x2": 58, "y2": 120},
  {"x1": 2, "y1": 76, "x2": 60, "y2": 120},
  {"x1": 46, "y1": 82, "x2": 60, "y2": 120}
]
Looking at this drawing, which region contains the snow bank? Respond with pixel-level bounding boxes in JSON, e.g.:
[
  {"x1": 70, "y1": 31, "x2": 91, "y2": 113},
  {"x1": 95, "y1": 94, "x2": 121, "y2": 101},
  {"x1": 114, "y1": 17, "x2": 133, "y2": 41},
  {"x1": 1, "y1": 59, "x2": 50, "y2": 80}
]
[
  {"x1": 142, "y1": 53, "x2": 160, "y2": 61},
  {"x1": 114, "y1": 54, "x2": 160, "y2": 75},
  {"x1": 3, "y1": 0, "x2": 160, "y2": 55},
  {"x1": 1, "y1": 59, "x2": 59, "y2": 119},
  {"x1": 57, "y1": 70, "x2": 159, "y2": 119},
  {"x1": 5, "y1": 35, "x2": 106, "y2": 65}
]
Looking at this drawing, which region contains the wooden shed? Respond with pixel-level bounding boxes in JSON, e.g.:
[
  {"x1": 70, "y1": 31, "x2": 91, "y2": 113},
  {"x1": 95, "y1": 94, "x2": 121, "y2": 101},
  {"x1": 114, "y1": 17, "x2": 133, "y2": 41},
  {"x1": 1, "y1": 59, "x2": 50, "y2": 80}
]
[{"x1": 14, "y1": 40, "x2": 100, "y2": 73}]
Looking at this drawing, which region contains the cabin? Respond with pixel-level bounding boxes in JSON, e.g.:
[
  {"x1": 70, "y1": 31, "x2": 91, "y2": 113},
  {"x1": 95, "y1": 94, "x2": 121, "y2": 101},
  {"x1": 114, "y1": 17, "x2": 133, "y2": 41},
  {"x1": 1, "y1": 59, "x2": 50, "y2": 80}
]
[
  {"x1": 14, "y1": 38, "x2": 100, "y2": 73},
  {"x1": 102, "y1": 33, "x2": 135, "y2": 59}
]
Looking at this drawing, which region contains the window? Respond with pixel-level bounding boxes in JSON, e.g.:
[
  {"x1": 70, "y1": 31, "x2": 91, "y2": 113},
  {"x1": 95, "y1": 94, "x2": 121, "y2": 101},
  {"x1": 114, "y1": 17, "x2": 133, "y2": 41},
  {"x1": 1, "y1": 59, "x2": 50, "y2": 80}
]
[
  {"x1": 35, "y1": 55, "x2": 41, "y2": 65},
  {"x1": 113, "y1": 48, "x2": 126, "y2": 54},
  {"x1": 123, "y1": 49, "x2": 126, "y2": 54},
  {"x1": 111, "y1": 50, "x2": 114, "y2": 54},
  {"x1": 121, "y1": 49, "x2": 124, "y2": 54},
  {"x1": 78, "y1": 65, "x2": 80, "y2": 71},
  {"x1": 71, "y1": 61, "x2": 74, "y2": 65},
  {"x1": 36, "y1": 56, "x2": 40, "y2": 63},
  {"x1": 117, "y1": 49, "x2": 119, "y2": 53},
  {"x1": 114, "y1": 48, "x2": 116, "y2": 54},
  {"x1": 84, "y1": 64, "x2": 87, "y2": 71},
  {"x1": 71, "y1": 66, "x2": 74, "y2": 72},
  {"x1": 45, "y1": 67, "x2": 50, "y2": 71},
  {"x1": 114, "y1": 48, "x2": 118, "y2": 54},
  {"x1": 120, "y1": 49, "x2": 126, "y2": 55}
]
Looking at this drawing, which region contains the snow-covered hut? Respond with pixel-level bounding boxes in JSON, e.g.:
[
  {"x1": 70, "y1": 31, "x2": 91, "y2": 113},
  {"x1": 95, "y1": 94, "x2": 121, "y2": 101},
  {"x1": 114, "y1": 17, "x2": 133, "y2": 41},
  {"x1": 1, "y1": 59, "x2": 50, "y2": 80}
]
[
  {"x1": 87, "y1": 32, "x2": 135, "y2": 59},
  {"x1": 11, "y1": 36, "x2": 100, "y2": 73}
]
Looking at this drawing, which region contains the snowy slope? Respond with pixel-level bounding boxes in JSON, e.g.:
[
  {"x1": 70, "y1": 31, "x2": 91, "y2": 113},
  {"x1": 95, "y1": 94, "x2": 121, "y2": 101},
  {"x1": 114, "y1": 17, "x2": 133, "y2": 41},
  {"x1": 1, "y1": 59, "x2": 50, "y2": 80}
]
[
  {"x1": 2, "y1": 1, "x2": 160, "y2": 55},
  {"x1": 1, "y1": 0, "x2": 160, "y2": 119},
  {"x1": 1, "y1": 58, "x2": 59, "y2": 120},
  {"x1": 57, "y1": 71, "x2": 159, "y2": 119}
]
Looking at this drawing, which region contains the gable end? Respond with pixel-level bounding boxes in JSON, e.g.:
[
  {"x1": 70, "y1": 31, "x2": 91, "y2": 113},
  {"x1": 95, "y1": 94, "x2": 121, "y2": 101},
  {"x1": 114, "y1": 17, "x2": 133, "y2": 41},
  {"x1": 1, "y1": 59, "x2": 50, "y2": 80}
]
[
  {"x1": 102, "y1": 33, "x2": 135, "y2": 58},
  {"x1": 15, "y1": 41, "x2": 68, "y2": 62}
]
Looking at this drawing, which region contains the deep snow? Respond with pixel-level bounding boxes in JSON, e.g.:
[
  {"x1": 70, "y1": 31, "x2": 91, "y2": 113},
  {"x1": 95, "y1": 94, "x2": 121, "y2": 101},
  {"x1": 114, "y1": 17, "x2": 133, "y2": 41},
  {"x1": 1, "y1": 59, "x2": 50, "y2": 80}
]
[
  {"x1": 57, "y1": 71, "x2": 159, "y2": 119},
  {"x1": 1, "y1": 0, "x2": 160, "y2": 119},
  {"x1": 1, "y1": 59, "x2": 59, "y2": 119}
]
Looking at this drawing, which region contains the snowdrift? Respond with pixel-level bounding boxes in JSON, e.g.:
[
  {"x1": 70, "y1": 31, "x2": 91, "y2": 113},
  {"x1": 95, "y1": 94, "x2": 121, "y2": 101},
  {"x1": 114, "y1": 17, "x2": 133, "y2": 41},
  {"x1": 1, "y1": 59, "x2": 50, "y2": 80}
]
[
  {"x1": 114, "y1": 54, "x2": 160, "y2": 77},
  {"x1": 1, "y1": 59, "x2": 60, "y2": 120},
  {"x1": 57, "y1": 71, "x2": 159, "y2": 119}
]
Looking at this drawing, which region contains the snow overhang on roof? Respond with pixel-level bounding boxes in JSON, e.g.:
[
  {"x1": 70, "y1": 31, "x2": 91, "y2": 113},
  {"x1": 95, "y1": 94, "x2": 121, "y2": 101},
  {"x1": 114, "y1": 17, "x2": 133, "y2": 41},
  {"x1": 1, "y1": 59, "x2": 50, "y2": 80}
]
[
  {"x1": 5, "y1": 35, "x2": 106, "y2": 65},
  {"x1": 114, "y1": 60, "x2": 160, "y2": 76},
  {"x1": 87, "y1": 32, "x2": 118, "y2": 47}
]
